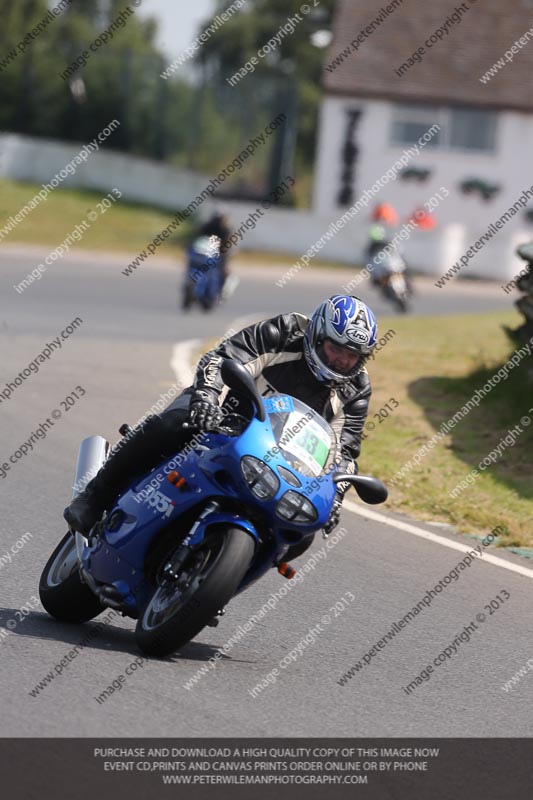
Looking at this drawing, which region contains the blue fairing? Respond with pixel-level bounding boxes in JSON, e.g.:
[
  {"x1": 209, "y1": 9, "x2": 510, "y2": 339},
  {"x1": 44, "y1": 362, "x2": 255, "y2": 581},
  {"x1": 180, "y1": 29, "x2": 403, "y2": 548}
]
[
  {"x1": 80, "y1": 395, "x2": 339, "y2": 616},
  {"x1": 186, "y1": 247, "x2": 222, "y2": 304}
]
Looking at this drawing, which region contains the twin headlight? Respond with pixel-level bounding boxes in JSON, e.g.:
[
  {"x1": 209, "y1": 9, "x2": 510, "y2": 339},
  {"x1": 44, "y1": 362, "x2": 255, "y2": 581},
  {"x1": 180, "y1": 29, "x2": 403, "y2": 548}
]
[
  {"x1": 240, "y1": 457, "x2": 318, "y2": 523},
  {"x1": 240, "y1": 456, "x2": 279, "y2": 500},
  {"x1": 276, "y1": 491, "x2": 318, "y2": 524}
]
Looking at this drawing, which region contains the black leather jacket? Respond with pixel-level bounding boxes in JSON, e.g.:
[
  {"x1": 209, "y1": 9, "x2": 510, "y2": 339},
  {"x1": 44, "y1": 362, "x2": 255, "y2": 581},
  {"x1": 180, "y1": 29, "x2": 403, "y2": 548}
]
[{"x1": 193, "y1": 313, "x2": 372, "y2": 484}]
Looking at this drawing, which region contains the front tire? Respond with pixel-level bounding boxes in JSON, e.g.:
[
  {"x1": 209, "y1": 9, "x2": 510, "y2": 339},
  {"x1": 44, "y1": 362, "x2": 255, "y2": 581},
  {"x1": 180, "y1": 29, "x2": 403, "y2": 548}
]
[
  {"x1": 181, "y1": 282, "x2": 194, "y2": 310},
  {"x1": 39, "y1": 533, "x2": 104, "y2": 623},
  {"x1": 135, "y1": 526, "x2": 255, "y2": 656},
  {"x1": 396, "y1": 295, "x2": 409, "y2": 313},
  {"x1": 201, "y1": 289, "x2": 218, "y2": 311}
]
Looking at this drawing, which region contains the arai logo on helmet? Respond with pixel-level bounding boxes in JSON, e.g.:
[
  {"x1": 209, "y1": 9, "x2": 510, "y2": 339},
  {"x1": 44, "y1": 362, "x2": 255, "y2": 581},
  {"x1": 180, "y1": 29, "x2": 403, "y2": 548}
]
[{"x1": 346, "y1": 326, "x2": 370, "y2": 345}]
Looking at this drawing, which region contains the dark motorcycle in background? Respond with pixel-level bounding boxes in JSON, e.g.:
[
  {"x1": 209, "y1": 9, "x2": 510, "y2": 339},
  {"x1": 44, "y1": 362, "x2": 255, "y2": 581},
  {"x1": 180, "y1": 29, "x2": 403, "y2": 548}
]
[{"x1": 503, "y1": 242, "x2": 533, "y2": 346}]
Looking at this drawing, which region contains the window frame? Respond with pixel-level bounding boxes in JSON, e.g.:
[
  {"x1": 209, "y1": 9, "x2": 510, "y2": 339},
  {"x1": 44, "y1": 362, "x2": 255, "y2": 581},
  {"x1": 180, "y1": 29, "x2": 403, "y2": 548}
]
[{"x1": 390, "y1": 103, "x2": 498, "y2": 154}]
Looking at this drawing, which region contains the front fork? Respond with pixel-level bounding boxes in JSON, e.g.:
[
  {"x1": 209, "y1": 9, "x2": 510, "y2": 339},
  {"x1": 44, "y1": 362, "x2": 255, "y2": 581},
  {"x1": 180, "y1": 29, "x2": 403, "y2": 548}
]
[{"x1": 163, "y1": 501, "x2": 259, "y2": 582}]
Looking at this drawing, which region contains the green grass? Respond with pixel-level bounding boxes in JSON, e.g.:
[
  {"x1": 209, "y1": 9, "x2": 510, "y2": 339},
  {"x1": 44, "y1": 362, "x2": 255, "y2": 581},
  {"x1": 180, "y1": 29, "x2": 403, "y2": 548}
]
[
  {"x1": 361, "y1": 311, "x2": 532, "y2": 547},
  {"x1": 199, "y1": 311, "x2": 532, "y2": 547},
  {"x1": 0, "y1": 178, "x2": 194, "y2": 254}
]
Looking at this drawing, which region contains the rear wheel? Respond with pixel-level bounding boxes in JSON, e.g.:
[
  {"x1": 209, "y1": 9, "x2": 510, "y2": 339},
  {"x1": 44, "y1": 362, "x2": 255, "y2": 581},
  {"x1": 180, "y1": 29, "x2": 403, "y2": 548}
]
[
  {"x1": 39, "y1": 533, "x2": 104, "y2": 623},
  {"x1": 135, "y1": 526, "x2": 255, "y2": 656}
]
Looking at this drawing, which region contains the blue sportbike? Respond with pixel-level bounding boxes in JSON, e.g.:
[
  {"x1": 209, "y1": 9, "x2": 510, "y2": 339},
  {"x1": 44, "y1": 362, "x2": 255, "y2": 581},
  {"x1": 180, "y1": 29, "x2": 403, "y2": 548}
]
[
  {"x1": 40, "y1": 362, "x2": 387, "y2": 657},
  {"x1": 182, "y1": 236, "x2": 223, "y2": 312}
]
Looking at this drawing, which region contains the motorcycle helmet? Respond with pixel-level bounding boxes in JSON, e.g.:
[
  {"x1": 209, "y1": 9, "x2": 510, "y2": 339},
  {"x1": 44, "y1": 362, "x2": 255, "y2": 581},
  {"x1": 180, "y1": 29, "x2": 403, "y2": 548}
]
[
  {"x1": 304, "y1": 295, "x2": 378, "y2": 384},
  {"x1": 368, "y1": 224, "x2": 388, "y2": 244}
]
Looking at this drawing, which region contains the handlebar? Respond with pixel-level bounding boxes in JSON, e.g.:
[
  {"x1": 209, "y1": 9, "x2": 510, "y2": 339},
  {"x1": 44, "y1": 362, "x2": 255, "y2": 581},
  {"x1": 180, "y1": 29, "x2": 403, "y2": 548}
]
[{"x1": 182, "y1": 413, "x2": 250, "y2": 437}]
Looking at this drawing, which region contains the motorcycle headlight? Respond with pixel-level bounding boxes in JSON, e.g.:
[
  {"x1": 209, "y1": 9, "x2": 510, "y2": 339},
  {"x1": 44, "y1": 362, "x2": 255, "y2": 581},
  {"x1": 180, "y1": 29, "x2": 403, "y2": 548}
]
[
  {"x1": 240, "y1": 456, "x2": 280, "y2": 500},
  {"x1": 276, "y1": 491, "x2": 318, "y2": 524}
]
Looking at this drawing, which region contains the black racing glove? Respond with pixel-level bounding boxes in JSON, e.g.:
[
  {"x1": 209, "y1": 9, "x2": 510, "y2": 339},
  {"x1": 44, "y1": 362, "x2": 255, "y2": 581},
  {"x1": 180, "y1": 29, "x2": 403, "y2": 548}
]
[
  {"x1": 324, "y1": 492, "x2": 343, "y2": 535},
  {"x1": 188, "y1": 390, "x2": 223, "y2": 431}
]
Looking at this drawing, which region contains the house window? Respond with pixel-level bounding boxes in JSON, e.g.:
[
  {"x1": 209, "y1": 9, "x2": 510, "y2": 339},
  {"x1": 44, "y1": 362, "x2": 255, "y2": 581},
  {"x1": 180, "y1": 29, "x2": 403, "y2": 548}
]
[
  {"x1": 449, "y1": 109, "x2": 496, "y2": 151},
  {"x1": 391, "y1": 105, "x2": 443, "y2": 148},
  {"x1": 390, "y1": 104, "x2": 496, "y2": 153}
]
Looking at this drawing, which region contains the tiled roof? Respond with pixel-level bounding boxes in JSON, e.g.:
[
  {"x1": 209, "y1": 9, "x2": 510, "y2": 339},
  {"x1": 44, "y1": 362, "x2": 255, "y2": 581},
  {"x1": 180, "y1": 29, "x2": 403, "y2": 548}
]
[{"x1": 324, "y1": 0, "x2": 533, "y2": 111}]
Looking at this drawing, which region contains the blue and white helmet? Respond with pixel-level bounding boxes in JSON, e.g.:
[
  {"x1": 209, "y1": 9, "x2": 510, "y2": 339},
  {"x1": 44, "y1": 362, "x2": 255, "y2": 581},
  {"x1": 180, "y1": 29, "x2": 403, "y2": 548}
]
[{"x1": 304, "y1": 295, "x2": 378, "y2": 384}]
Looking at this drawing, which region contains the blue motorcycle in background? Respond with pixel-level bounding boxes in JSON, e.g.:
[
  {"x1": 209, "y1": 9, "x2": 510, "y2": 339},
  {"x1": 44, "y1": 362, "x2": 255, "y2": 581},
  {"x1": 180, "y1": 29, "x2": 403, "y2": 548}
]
[
  {"x1": 40, "y1": 362, "x2": 387, "y2": 657},
  {"x1": 182, "y1": 235, "x2": 223, "y2": 312}
]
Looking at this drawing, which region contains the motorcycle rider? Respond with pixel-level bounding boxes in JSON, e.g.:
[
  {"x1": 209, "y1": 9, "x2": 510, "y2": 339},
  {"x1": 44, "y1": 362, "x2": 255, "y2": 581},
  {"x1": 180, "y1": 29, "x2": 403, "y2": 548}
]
[
  {"x1": 366, "y1": 204, "x2": 399, "y2": 287},
  {"x1": 366, "y1": 223, "x2": 393, "y2": 286},
  {"x1": 196, "y1": 212, "x2": 232, "y2": 293},
  {"x1": 198, "y1": 211, "x2": 231, "y2": 243},
  {"x1": 366, "y1": 203, "x2": 419, "y2": 296},
  {"x1": 64, "y1": 295, "x2": 378, "y2": 555}
]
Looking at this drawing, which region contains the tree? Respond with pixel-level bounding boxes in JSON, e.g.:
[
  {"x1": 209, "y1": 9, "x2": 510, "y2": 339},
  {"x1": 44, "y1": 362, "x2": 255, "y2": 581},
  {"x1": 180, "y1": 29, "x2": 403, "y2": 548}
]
[
  {"x1": 0, "y1": 0, "x2": 192, "y2": 161},
  {"x1": 193, "y1": 0, "x2": 335, "y2": 168}
]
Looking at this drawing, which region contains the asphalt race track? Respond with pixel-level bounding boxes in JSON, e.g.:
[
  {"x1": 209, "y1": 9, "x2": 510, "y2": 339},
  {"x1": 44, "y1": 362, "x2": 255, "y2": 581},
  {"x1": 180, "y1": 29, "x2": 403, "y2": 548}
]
[{"x1": 1, "y1": 246, "x2": 531, "y2": 737}]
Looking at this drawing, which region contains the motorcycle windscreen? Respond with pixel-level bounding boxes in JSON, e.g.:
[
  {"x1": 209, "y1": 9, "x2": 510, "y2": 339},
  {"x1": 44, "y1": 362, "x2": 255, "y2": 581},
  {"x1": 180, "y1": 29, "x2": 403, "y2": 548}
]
[{"x1": 263, "y1": 396, "x2": 338, "y2": 477}]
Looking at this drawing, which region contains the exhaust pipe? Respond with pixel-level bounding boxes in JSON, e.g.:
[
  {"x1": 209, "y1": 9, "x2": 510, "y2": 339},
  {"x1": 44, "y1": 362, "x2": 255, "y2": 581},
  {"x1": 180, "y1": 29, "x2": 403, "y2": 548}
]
[
  {"x1": 72, "y1": 435, "x2": 109, "y2": 499},
  {"x1": 72, "y1": 435, "x2": 109, "y2": 561}
]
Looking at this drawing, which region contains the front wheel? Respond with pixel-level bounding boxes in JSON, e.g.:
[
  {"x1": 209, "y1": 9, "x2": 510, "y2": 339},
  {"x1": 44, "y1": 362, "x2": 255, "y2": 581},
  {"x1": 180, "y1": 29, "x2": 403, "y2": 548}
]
[
  {"x1": 135, "y1": 526, "x2": 255, "y2": 656},
  {"x1": 181, "y1": 282, "x2": 194, "y2": 310},
  {"x1": 39, "y1": 533, "x2": 104, "y2": 623},
  {"x1": 201, "y1": 287, "x2": 220, "y2": 311},
  {"x1": 384, "y1": 279, "x2": 409, "y2": 313}
]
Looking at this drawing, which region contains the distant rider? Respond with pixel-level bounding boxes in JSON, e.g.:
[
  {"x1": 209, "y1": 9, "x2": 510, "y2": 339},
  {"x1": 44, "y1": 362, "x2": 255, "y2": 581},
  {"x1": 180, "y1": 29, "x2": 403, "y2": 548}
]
[{"x1": 197, "y1": 212, "x2": 232, "y2": 293}]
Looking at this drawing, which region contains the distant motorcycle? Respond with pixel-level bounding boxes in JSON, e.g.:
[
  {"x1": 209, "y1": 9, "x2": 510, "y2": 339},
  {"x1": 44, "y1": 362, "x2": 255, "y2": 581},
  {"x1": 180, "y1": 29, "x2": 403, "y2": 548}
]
[
  {"x1": 182, "y1": 236, "x2": 223, "y2": 311},
  {"x1": 39, "y1": 361, "x2": 387, "y2": 657},
  {"x1": 367, "y1": 226, "x2": 412, "y2": 313}
]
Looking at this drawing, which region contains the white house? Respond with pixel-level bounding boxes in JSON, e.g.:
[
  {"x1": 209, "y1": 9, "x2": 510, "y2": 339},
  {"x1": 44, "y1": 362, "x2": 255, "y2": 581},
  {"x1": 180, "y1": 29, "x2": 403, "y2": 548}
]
[{"x1": 313, "y1": 0, "x2": 533, "y2": 281}]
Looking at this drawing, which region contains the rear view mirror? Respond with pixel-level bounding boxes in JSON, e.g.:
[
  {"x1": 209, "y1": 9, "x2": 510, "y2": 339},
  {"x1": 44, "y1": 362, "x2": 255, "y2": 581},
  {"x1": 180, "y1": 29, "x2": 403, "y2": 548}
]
[
  {"x1": 333, "y1": 474, "x2": 388, "y2": 505},
  {"x1": 220, "y1": 359, "x2": 266, "y2": 422}
]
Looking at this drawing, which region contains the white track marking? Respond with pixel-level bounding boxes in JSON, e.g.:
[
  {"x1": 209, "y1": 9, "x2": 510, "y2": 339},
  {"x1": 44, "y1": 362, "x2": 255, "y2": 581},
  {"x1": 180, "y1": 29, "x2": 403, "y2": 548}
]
[
  {"x1": 170, "y1": 315, "x2": 270, "y2": 386},
  {"x1": 343, "y1": 498, "x2": 533, "y2": 580},
  {"x1": 171, "y1": 338, "x2": 200, "y2": 388}
]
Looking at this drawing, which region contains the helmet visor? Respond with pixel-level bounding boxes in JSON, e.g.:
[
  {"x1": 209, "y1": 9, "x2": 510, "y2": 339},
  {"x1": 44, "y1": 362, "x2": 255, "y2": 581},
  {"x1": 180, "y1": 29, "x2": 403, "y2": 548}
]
[{"x1": 316, "y1": 338, "x2": 364, "y2": 378}]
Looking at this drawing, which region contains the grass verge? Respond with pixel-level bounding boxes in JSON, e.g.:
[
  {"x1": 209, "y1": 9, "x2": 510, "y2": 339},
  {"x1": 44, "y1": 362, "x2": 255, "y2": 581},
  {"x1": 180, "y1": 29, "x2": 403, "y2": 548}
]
[
  {"x1": 361, "y1": 310, "x2": 532, "y2": 547},
  {"x1": 0, "y1": 179, "x2": 194, "y2": 254}
]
